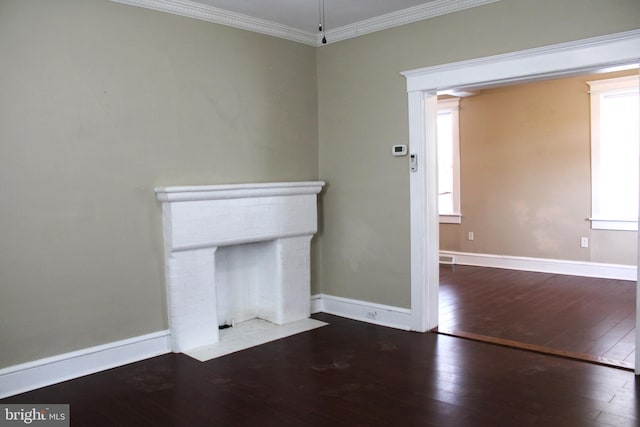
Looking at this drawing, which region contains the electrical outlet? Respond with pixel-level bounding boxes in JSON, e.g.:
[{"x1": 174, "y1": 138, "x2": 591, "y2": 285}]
[
  {"x1": 366, "y1": 311, "x2": 378, "y2": 319},
  {"x1": 468, "y1": 231, "x2": 474, "y2": 241},
  {"x1": 581, "y1": 237, "x2": 589, "y2": 248}
]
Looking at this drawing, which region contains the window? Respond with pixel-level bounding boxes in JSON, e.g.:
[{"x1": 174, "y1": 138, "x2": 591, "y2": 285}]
[
  {"x1": 587, "y1": 75, "x2": 640, "y2": 231},
  {"x1": 437, "y1": 98, "x2": 461, "y2": 224}
]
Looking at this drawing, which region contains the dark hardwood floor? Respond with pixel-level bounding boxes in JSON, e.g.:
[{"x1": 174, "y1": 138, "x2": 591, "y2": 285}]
[
  {"x1": 2, "y1": 313, "x2": 639, "y2": 426},
  {"x1": 439, "y1": 264, "x2": 637, "y2": 370}
]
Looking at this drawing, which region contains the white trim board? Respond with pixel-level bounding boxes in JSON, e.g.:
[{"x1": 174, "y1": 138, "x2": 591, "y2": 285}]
[
  {"x1": 111, "y1": 0, "x2": 316, "y2": 45},
  {"x1": 323, "y1": 0, "x2": 500, "y2": 46},
  {"x1": 312, "y1": 294, "x2": 411, "y2": 331},
  {"x1": 440, "y1": 250, "x2": 637, "y2": 281},
  {"x1": 310, "y1": 294, "x2": 323, "y2": 314},
  {"x1": 0, "y1": 331, "x2": 171, "y2": 399},
  {"x1": 109, "y1": 0, "x2": 500, "y2": 46},
  {"x1": 402, "y1": 30, "x2": 640, "y2": 92}
]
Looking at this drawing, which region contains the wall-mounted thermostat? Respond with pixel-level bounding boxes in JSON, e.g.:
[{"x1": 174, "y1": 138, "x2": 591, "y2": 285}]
[{"x1": 392, "y1": 144, "x2": 408, "y2": 156}]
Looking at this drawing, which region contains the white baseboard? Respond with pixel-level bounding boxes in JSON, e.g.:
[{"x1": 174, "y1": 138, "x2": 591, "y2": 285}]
[
  {"x1": 310, "y1": 294, "x2": 323, "y2": 314},
  {"x1": 311, "y1": 294, "x2": 411, "y2": 331},
  {"x1": 0, "y1": 294, "x2": 411, "y2": 399},
  {"x1": 0, "y1": 330, "x2": 171, "y2": 399},
  {"x1": 1, "y1": 294, "x2": 412, "y2": 399},
  {"x1": 440, "y1": 250, "x2": 637, "y2": 281}
]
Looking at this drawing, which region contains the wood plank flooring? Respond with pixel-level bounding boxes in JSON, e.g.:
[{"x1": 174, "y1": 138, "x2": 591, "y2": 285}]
[
  {"x1": 2, "y1": 313, "x2": 638, "y2": 426},
  {"x1": 439, "y1": 265, "x2": 636, "y2": 370}
]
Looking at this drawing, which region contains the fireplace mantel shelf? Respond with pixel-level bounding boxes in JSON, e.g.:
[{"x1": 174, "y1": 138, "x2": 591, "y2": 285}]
[{"x1": 155, "y1": 181, "x2": 325, "y2": 202}]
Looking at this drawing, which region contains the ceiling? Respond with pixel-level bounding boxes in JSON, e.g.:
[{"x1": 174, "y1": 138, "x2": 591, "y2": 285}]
[{"x1": 111, "y1": 0, "x2": 500, "y2": 46}]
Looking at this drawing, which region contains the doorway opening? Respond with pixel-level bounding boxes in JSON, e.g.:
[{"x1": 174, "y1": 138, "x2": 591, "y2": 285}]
[
  {"x1": 402, "y1": 29, "x2": 640, "y2": 373},
  {"x1": 435, "y1": 69, "x2": 638, "y2": 369}
]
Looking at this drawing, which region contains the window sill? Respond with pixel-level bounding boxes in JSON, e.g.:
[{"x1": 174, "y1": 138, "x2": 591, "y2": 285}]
[
  {"x1": 440, "y1": 214, "x2": 462, "y2": 224},
  {"x1": 589, "y1": 218, "x2": 638, "y2": 231}
]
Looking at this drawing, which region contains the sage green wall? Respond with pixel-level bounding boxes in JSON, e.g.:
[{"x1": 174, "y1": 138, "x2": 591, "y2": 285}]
[
  {"x1": 0, "y1": 0, "x2": 318, "y2": 368},
  {"x1": 440, "y1": 70, "x2": 638, "y2": 266},
  {"x1": 2, "y1": 0, "x2": 638, "y2": 371},
  {"x1": 316, "y1": 0, "x2": 640, "y2": 308}
]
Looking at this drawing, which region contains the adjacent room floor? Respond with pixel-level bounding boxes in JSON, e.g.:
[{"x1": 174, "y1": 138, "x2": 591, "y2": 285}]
[
  {"x1": 439, "y1": 264, "x2": 636, "y2": 370},
  {"x1": 2, "y1": 313, "x2": 638, "y2": 426}
]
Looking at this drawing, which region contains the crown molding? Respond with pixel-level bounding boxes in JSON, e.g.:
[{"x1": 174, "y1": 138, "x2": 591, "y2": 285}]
[
  {"x1": 110, "y1": 0, "x2": 501, "y2": 46},
  {"x1": 320, "y1": 0, "x2": 501, "y2": 45},
  {"x1": 110, "y1": 0, "x2": 318, "y2": 46}
]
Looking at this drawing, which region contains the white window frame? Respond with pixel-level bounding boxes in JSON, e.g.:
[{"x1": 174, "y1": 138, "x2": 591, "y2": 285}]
[
  {"x1": 437, "y1": 98, "x2": 462, "y2": 224},
  {"x1": 587, "y1": 75, "x2": 639, "y2": 231}
]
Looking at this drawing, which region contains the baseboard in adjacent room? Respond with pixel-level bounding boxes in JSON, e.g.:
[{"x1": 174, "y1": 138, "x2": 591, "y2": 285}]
[
  {"x1": 440, "y1": 250, "x2": 637, "y2": 281},
  {"x1": 0, "y1": 330, "x2": 171, "y2": 399},
  {"x1": 312, "y1": 294, "x2": 412, "y2": 331}
]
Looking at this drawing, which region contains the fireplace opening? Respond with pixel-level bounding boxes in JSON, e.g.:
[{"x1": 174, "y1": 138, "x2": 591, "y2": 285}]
[{"x1": 215, "y1": 240, "x2": 277, "y2": 328}]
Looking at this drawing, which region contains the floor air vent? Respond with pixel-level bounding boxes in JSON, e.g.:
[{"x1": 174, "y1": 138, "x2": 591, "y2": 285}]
[{"x1": 439, "y1": 255, "x2": 456, "y2": 265}]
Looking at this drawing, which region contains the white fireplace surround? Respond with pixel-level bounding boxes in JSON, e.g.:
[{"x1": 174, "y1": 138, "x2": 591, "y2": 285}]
[{"x1": 155, "y1": 181, "x2": 325, "y2": 353}]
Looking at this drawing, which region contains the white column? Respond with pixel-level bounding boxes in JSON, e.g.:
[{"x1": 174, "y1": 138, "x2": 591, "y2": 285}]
[
  {"x1": 276, "y1": 235, "x2": 313, "y2": 324},
  {"x1": 166, "y1": 247, "x2": 219, "y2": 352},
  {"x1": 254, "y1": 235, "x2": 312, "y2": 324}
]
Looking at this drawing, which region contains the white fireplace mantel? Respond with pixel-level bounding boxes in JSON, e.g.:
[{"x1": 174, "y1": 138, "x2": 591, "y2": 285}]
[
  {"x1": 156, "y1": 181, "x2": 325, "y2": 202},
  {"x1": 155, "y1": 181, "x2": 324, "y2": 353}
]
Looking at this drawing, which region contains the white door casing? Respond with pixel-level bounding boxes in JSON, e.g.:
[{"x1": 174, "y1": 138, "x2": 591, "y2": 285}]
[{"x1": 402, "y1": 29, "x2": 640, "y2": 372}]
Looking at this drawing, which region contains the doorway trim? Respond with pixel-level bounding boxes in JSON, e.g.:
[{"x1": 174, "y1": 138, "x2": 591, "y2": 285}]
[{"x1": 401, "y1": 29, "x2": 640, "y2": 372}]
